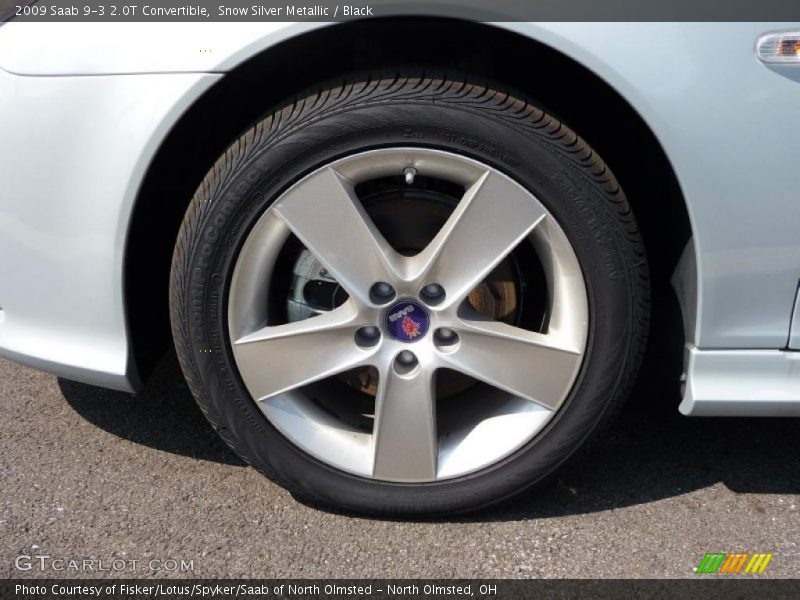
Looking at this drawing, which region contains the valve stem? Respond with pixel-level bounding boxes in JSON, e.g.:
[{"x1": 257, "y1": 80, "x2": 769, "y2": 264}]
[{"x1": 403, "y1": 167, "x2": 417, "y2": 185}]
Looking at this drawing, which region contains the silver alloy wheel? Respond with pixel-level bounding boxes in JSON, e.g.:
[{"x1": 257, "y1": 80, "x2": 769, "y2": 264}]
[{"x1": 228, "y1": 148, "x2": 589, "y2": 483}]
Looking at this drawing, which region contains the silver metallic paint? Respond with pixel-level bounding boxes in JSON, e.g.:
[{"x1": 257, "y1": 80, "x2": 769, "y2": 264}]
[
  {"x1": 0, "y1": 69, "x2": 220, "y2": 390},
  {"x1": 790, "y1": 284, "x2": 800, "y2": 350},
  {"x1": 680, "y1": 346, "x2": 800, "y2": 416}
]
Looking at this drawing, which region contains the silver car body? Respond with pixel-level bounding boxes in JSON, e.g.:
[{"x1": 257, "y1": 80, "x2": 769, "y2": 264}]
[{"x1": 0, "y1": 21, "x2": 799, "y2": 415}]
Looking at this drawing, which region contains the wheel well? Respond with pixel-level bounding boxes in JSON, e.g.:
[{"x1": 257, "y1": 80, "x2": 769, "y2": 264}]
[{"x1": 126, "y1": 18, "x2": 691, "y2": 381}]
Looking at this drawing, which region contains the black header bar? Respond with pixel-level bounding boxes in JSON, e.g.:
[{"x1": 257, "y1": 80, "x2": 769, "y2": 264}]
[{"x1": 3, "y1": 0, "x2": 800, "y2": 23}]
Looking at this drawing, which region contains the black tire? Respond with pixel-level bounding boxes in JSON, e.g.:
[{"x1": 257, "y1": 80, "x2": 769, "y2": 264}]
[{"x1": 169, "y1": 75, "x2": 650, "y2": 516}]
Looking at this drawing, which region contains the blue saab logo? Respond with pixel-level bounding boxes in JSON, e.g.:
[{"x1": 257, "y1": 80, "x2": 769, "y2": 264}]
[{"x1": 385, "y1": 300, "x2": 429, "y2": 343}]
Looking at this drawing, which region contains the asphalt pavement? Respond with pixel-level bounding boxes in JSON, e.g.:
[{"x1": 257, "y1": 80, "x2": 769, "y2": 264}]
[{"x1": 2, "y1": 352, "x2": 799, "y2": 579}]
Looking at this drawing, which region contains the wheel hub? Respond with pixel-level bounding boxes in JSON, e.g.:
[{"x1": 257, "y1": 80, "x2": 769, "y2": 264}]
[{"x1": 384, "y1": 299, "x2": 430, "y2": 343}]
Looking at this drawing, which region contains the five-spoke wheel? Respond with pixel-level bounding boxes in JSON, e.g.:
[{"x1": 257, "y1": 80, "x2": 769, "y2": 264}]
[
  {"x1": 170, "y1": 75, "x2": 648, "y2": 515},
  {"x1": 228, "y1": 148, "x2": 588, "y2": 482}
]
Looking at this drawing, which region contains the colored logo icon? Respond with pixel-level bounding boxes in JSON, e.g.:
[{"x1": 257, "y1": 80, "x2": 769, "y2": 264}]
[
  {"x1": 385, "y1": 300, "x2": 430, "y2": 342},
  {"x1": 696, "y1": 552, "x2": 774, "y2": 574}
]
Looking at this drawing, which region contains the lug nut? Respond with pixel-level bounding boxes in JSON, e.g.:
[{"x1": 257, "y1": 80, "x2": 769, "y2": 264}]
[
  {"x1": 395, "y1": 350, "x2": 418, "y2": 368},
  {"x1": 361, "y1": 325, "x2": 380, "y2": 339},
  {"x1": 434, "y1": 327, "x2": 458, "y2": 345},
  {"x1": 355, "y1": 326, "x2": 381, "y2": 347},
  {"x1": 375, "y1": 282, "x2": 393, "y2": 296},
  {"x1": 370, "y1": 281, "x2": 395, "y2": 303},
  {"x1": 420, "y1": 283, "x2": 445, "y2": 305}
]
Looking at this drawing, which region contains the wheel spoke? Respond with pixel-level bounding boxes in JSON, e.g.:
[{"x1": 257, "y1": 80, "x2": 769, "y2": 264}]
[
  {"x1": 440, "y1": 319, "x2": 583, "y2": 411},
  {"x1": 231, "y1": 302, "x2": 369, "y2": 402},
  {"x1": 273, "y1": 166, "x2": 402, "y2": 305},
  {"x1": 416, "y1": 169, "x2": 547, "y2": 306},
  {"x1": 372, "y1": 366, "x2": 438, "y2": 481}
]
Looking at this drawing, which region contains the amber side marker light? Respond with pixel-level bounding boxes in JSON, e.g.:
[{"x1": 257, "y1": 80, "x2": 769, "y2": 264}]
[{"x1": 758, "y1": 32, "x2": 800, "y2": 63}]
